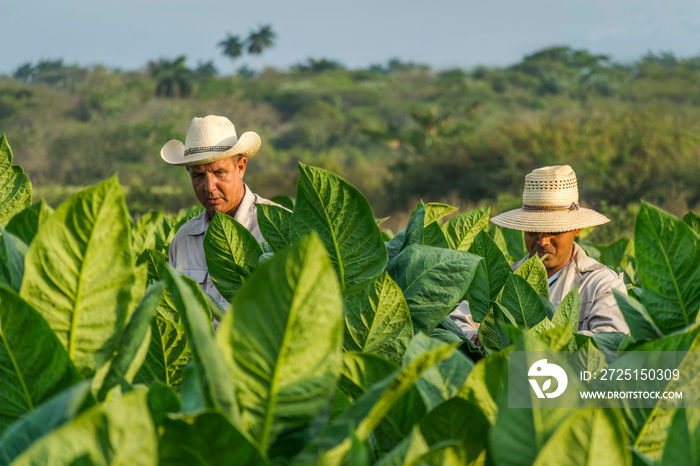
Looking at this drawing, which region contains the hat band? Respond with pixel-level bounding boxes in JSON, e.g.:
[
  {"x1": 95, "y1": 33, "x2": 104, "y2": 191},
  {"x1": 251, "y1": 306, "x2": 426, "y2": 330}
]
[
  {"x1": 522, "y1": 202, "x2": 580, "y2": 212},
  {"x1": 184, "y1": 145, "x2": 234, "y2": 157}
]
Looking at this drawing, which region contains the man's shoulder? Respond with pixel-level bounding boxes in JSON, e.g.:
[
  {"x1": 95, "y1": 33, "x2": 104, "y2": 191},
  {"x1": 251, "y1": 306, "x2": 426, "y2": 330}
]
[
  {"x1": 573, "y1": 243, "x2": 615, "y2": 275},
  {"x1": 250, "y1": 193, "x2": 291, "y2": 211},
  {"x1": 173, "y1": 210, "x2": 209, "y2": 238},
  {"x1": 574, "y1": 245, "x2": 626, "y2": 290}
]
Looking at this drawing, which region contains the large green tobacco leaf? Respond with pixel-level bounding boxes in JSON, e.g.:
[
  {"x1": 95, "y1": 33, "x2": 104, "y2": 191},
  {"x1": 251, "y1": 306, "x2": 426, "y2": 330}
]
[
  {"x1": 159, "y1": 264, "x2": 240, "y2": 425},
  {"x1": 257, "y1": 203, "x2": 292, "y2": 252},
  {"x1": 466, "y1": 230, "x2": 512, "y2": 322},
  {"x1": 489, "y1": 334, "x2": 574, "y2": 466},
  {"x1": 443, "y1": 207, "x2": 490, "y2": 252},
  {"x1": 528, "y1": 288, "x2": 579, "y2": 351},
  {"x1": 419, "y1": 398, "x2": 490, "y2": 463},
  {"x1": 597, "y1": 237, "x2": 634, "y2": 272},
  {"x1": 613, "y1": 290, "x2": 663, "y2": 341},
  {"x1": 5, "y1": 199, "x2": 53, "y2": 246},
  {"x1": 146, "y1": 382, "x2": 181, "y2": 428},
  {"x1": 374, "y1": 426, "x2": 429, "y2": 466},
  {"x1": 289, "y1": 163, "x2": 387, "y2": 291},
  {"x1": 0, "y1": 381, "x2": 93, "y2": 464},
  {"x1": 499, "y1": 273, "x2": 548, "y2": 329},
  {"x1": 10, "y1": 388, "x2": 157, "y2": 465},
  {"x1": 478, "y1": 310, "x2": 510, "y2": 354},
  {"x1": 500, "y1": 227, "x2": 527, "y2": 262},
  {"x1": 682, "y1": 211, "x2": 700, "y2": 236},
  {"x1": 343, "y1": 272, "x2": 413, "y2": 364},
  {"x1": 402, "y1": 203, "x2": 455, "y2": 250},
  {"x1": 339, "y1": 352, "x2": 426, "y2": 453},
  {"x1": 135, "y1": 258, "x2": 211, "y2": 389},
  {"x1": 386, "y1": 229, "x2": 407, "y2": 264},
  {"x1": 159, "y1": 412, "x2": 269, "y2": 466},
  {"x1": 403, "y1": 334, "x2": 472, "y2": 411},
  {"x1": 0, "y1": 229, "x2": 27, "y2": 292},
  {"x1": 132, "y1": 210, "x2": 174, "y2": 256},
  {"x1": 659, "y1": 408, "x2": 700, "y2": 465},
  {"x1": 388, "y1": 244, "x2": 481, "y2": 335},
  {"x1": 217, "y1": 233, "x2": 343, "y2": 451},
  {"x1": 533, "y1": 409, "x2": 631, "y2": 466},
  {"x1": 489, "y1": 227, "x2": 509, "y2": 258},
  {"x1": 634, "y1": 202, "x2": 700, "y2": 333},
  {"x1": 135, "y1": 309, "x2": 191, "y2": 389},
  {"x1": 458, "y1": 352, "x2": 508, "y2": 425},
  {"x1": 204, "y1": 212, "x2": 263, "y2": 301},
  {"x1": 19, "y1": 177, "x2": 136, "y2": 377},
  {"x1": 0, "y1": 135, "x2": 32, "y2": 228},
  {"x1": 618, "y1": 330, "x2": 700, "y2": 462},
  {"x1": 98, "y1": 282, "x2": 164, "y2": 400},
  {"x1": 550, "y1": 287, "x2": 579, "y2": 333},
  {"x1": 0, "y1": 287, "x2": 82, "y2": 434},
  {"x1": 513, "y1": 255, "x2": 549, "y2": 299},
  {"x1": 414, "y1": 444, "x2": 471, "y2": 466},
  {"x1": 294, "y1": 341, "x2": 456, "y2": 466},
  {"x1": 138, "y1": 248, "x2": 169, "y2": 285},
  {"x1": 422, "y1": 202, "x2": 458, "y2": 225}
]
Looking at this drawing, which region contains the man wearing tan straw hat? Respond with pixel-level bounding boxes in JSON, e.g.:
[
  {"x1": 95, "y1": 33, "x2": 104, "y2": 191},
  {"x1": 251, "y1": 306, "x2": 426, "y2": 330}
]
[
  {"x1": 451, "y1": 165, "x2": 629, "y2": 342},
  {"x1": 162, "y1": 115, "x2": 284, "y2": 310}
]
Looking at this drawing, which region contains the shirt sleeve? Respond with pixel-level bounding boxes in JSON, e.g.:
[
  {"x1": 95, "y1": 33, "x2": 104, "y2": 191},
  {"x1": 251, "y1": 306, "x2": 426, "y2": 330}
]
[
  {"x1": 580, "y1": 271, "x2": 630, "y2": 335},
  {"x1": 448, "y1": 300, "x2": 480, "y2": 339},
  {"x1": 168, "y1": 231, "x2": 178, "y2": 267}
]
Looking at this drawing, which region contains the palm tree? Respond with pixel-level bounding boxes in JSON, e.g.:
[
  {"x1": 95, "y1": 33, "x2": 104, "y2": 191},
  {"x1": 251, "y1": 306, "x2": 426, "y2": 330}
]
[
  {"x1": 149, "y1": 56, "x2": 193, "y2": 98},
  {"x1": 246, "y1": 24, "x2": 276, "y2": 71},
  {"x1": 13, "y1": 62, "x2": 35, "y2": 82},
  {"x1": 194, "y1": 60, "x2": 218, "y2": 81},
  {"x1": 217, "y1": 34, "x2": 245, "y2": 75}
]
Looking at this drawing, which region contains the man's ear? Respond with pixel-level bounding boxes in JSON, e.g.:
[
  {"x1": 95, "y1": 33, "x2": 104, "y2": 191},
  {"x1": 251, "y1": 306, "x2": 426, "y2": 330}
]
[
  {"x1": 573, "y1": 228, "x2": 581, "y2": 237},
  {"x1": 237, "y1": 156, "x2": 248, "y2": 177}
]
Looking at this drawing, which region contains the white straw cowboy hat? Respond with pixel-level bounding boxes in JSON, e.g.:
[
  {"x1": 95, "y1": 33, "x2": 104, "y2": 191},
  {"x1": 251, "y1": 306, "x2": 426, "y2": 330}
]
[
  {"x1": 160, "y1": 115, "x2": 261, "y2": 166},
  {"x1": 490, "y1": 165, "x2": 610, "y2": 233}
]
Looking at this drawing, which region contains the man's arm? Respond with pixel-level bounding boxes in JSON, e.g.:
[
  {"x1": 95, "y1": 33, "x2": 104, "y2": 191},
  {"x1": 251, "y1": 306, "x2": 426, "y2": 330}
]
[
  {"x1": 168, "y1": 228, "x2": 183, "y2": 268},
  {"x1": 449, "y1": 301, "x2": 480, "y2": 340},
  {"x1": 579, "y1": 270, "x2": 630, "y2": 336}
]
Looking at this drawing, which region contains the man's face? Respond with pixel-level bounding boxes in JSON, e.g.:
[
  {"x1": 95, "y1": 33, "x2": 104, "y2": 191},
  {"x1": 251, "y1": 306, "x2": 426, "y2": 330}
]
[
  {"x1": 188, "y1": 156, "x2": 247, "y2": 219},
  {"x1": 524, "y1": 229, "x2": 581, "y2": 277}
]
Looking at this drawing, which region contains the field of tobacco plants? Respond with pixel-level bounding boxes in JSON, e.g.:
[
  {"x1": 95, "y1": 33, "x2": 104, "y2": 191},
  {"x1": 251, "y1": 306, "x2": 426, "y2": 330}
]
[{"x1": 0, "y1": 133, "x2": 699, "y2": 465}]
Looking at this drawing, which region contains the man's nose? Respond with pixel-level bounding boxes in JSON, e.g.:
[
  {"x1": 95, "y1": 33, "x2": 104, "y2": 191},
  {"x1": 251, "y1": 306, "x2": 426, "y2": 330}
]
[
  {"x1": 539, "y1": 234, "x2": 552, "y2": 246},
  {"x1": 204, "y1": 173, "x2": 216, "y2": 193}
]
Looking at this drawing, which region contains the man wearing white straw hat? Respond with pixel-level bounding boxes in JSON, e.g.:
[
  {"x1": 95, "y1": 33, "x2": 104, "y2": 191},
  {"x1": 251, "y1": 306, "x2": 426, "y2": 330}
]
[
  {"x1": 161, "y1": 115, "x2": 283, "y2": 310},
  {"x1": 451, "y1": 165, "x2": 629, "y2": 342}
]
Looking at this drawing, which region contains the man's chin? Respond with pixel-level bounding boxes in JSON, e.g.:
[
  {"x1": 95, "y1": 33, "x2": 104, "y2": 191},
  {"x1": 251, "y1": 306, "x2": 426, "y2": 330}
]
[{"x1": 204, "y1": 207, "x2": 220, "y2": 218}]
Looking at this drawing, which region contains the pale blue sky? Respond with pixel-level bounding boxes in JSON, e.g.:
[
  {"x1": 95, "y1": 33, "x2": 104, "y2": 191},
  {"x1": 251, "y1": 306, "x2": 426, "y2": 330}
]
[{"x1": 3, "y1": 0, "x2": 700, "y2": 74}]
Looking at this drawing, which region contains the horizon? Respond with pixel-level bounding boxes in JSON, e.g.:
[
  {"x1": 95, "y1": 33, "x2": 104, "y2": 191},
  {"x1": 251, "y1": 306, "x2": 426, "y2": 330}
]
[
  {"x1": 3, "y1": 0, "x2": 700, "y2": 76},
  {"x1": 3, "y1": 44, "x2": 698, "y2": 77}
]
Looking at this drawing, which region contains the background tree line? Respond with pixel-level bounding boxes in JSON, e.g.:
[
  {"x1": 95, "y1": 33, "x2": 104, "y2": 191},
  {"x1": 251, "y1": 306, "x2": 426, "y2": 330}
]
[{"x1": 2, "y1": 44, "x2": 700, "y2": 243}]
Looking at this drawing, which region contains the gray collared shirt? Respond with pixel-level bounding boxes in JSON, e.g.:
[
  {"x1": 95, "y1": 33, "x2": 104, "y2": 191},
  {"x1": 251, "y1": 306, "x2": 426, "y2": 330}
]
[
  {"x1": 449, "y1": 243, "x2": 629, "y2": 338},
  {"x1": 168, "y1": 183, "x2": 283, "y2": 309}
]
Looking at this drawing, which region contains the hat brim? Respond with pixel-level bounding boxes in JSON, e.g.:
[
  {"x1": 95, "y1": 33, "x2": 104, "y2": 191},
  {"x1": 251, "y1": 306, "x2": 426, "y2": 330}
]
[
  {"x1": 160, "y1": 131, "x2": 261, "y2": 166},
  {"x1": 490, "y1": 207, "x2": 610, "y2": 233}
]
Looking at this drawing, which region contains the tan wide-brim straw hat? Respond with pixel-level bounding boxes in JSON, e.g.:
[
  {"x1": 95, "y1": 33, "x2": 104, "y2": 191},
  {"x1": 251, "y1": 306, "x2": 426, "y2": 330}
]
[
  {"x1": 160, "y1": 115, "x2": 261, "y2": 166},
  {"x1": 490, "y1": 165, "x2": 610, "y2": 233}
]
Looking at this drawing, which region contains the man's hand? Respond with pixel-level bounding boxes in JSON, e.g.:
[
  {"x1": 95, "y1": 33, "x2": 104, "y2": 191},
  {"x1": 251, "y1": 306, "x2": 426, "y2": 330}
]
[{"x1": 470, "y1": 333, "x2": 483, "y2": 351}]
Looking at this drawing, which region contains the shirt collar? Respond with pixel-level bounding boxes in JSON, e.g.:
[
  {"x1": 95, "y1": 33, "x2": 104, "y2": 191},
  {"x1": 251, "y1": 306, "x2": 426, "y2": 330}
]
[
  {"x1": 232, "y1": 184, "x2": 255, "y2": 229},
  {"x1": 548, "y1": 266, "x2": 565, "y2": 290}
]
